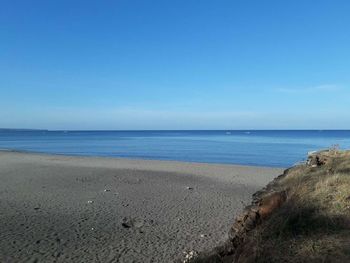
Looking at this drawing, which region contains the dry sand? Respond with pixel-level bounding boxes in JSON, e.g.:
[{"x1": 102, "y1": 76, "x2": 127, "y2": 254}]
[{"x1": 0, "y1": 151, "x2": 283, "y2": 263}]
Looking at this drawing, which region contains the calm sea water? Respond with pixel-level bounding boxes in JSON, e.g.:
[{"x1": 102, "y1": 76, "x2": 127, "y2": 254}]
[{"x1": 0, "y1": 130, "x2": 350, "y2": 167}]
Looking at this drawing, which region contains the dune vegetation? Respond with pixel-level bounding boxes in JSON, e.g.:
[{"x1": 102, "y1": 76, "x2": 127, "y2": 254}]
[
  {"x1": 186, "y1": 150, "x2": 350, "y2": 263},
  {"x1": 234, "y1": 150, "x2": 350, "y2": 262}
]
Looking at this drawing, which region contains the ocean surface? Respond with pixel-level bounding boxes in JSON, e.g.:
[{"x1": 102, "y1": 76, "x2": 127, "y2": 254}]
[{"x1": 0, "y1": 130, "x2": 350, "y2": 167}]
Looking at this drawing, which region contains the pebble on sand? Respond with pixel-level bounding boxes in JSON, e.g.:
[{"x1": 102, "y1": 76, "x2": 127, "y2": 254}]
[
  {"x1": 121, "y1": 217, "x2": 132, "y2": 229},
  {"x1": 122, "y1": 222, "x2": 131, "y2": 229}
]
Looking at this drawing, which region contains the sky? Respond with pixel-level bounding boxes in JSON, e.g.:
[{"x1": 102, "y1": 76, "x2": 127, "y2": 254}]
[{"x1": 1, "y1": 0, "x2": 350, "y2": 130}]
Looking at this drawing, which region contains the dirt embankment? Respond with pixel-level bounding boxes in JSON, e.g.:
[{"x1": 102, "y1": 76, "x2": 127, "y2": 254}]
[{"x1": 181, "y1": 150, "x2": 350, "y2": 263}]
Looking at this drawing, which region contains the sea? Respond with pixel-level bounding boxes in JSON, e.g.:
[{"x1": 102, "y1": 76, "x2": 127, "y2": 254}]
[{"x1": 0, "y1": 130, "x2": 350, "y2": 168}]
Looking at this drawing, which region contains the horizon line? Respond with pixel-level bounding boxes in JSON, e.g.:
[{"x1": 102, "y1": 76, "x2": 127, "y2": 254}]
[{"x1": 1, "y1": 128, "x2": 350, "y2": 132}]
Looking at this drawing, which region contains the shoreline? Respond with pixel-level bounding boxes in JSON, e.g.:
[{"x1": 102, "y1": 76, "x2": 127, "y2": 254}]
[
  {"x1": 0, "y1": 151, "x2": 283, "y2": 262},
  {"x1": 0, "y1": 149, "x2": 286, "y2": 169}
]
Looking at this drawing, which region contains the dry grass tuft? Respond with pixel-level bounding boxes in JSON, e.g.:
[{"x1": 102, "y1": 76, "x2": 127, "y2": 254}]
[{"x1": 235, "y1": 150, "x2": 350, "y2": 263}]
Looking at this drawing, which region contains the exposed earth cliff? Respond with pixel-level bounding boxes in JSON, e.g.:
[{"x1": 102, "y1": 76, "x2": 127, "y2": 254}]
[{"x1": 181, "y1": 150, "x2": 350, "y2": 263}]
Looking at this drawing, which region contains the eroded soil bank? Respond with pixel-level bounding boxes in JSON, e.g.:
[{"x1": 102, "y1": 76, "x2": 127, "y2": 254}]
[{"x1": 184, "y1": 150, "x2": 350, "y2": 263}]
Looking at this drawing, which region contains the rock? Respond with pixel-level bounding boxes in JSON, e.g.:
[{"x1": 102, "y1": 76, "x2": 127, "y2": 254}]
[
  {"x1": 87, "y1": 200, "x2": 93, "y2": 204},
  {"x1": 243, "y1": 211, "x2": 259, "y2": 231},
  {"x1": 121, "y1": 217, "x2": 146, "y2": 229},
  {"x1": 121, "y1": 217, "x2": 132, "y2": 228},
  {"x1": 103, "y1": 189, "x2": 110, "y2": 192},
  {"x1": 307, "y1": 151, "x2": 329, "y2": 167},
  {"x1": 186, "y1": 186, "x2": 194, "y2": 190},
  {"x1": 121, "y1": 222, "x2": 131, "y2": 229}
]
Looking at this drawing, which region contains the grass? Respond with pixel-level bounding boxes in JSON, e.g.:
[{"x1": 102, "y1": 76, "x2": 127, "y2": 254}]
[{"x1": 234, "y1": 150, "x2": 350, "y2": 263}]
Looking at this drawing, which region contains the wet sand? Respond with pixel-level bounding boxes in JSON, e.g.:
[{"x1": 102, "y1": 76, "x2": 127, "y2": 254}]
[{"x1": 0, "y1": 151, "x2": 283, "y2": 262}]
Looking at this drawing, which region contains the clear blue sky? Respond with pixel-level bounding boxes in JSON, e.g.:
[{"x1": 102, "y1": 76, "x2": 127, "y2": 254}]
[{"x1": 1, "y1": 0, "x2": 350, "y2": 130}]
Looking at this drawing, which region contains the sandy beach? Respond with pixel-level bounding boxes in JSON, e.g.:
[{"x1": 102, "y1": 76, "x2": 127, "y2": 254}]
[{"x1": 0, "y1": 151, "x2": 283, "y2": 263}]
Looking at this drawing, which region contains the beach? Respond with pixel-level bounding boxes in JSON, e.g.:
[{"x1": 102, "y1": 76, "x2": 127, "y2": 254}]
[{"x1": 0, "y1": 151, "x2": 283, "y2": 262}]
